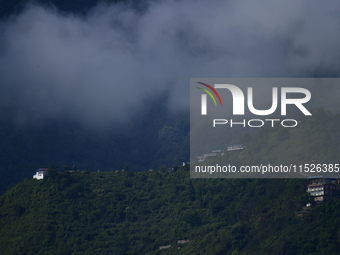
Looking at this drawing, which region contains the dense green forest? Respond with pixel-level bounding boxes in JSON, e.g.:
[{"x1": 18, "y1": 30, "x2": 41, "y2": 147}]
[
  {"x1": 1, "y1": 109, "x2": 340, "y2": 254},
  {"x1": 1, "y1": 166, "x2": 340, "y2": 254}
]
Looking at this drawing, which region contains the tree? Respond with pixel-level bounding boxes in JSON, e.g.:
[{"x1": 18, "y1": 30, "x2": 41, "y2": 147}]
[{"x1": 48, "y1": 162, "x2": 59, "y2": 179}]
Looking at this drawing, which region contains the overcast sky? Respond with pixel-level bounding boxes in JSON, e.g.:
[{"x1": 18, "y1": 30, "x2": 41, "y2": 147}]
[{"x1": 1, "y1": 0, "x2": 340, "y2": 128}]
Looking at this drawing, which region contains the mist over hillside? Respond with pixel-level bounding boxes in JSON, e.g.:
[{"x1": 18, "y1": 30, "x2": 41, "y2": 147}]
[
  {"x1": 0, "y1": 96, "x2": 191, "y2": 194},
  {"x1": 1, "y1": 0, "x2": 340, "y2": 192}
]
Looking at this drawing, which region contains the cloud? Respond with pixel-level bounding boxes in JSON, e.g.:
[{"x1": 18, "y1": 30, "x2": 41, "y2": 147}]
[{"x1": 1, "y1": 0, "x2": 340, "y2": 128}]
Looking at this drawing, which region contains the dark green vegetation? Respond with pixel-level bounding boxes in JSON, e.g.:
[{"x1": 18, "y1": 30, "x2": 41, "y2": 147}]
[
  {"x1": 1, "y1": 167, "x2": 340, "y2": 255},
  {"x1": 1, "y1": 109, "x2": 340, "y2": 254}
]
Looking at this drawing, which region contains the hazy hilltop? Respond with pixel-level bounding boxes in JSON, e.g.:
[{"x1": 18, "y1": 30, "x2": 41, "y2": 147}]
[
  {"x1": 0, "y1": 99, "x2": 190, "y2": 195},
  {"x1": 1, "y1": 0, "x2": 340, "y2": 193},
  {"x1": 219, "y1": 108, "x2": 340, "y2": 171},
  {"x1": 1, "y1": 109, "x2": 340, "y2": 254}
]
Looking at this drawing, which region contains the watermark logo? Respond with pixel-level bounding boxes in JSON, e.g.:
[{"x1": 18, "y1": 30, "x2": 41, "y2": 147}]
[
  {"x1": 190, "y1": 78, "x2": 339, "y2": 179},
  {"x1": 196, "y1": 82, "x2": 222, "y2": 115},
  {"x1": 197, "y1": 83, "x2": 312, "y2": 117}
]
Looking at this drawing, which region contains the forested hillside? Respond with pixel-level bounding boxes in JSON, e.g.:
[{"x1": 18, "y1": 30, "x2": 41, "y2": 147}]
[
  {"x1": 1, "y1": 109, "x2": 340, "y2": 254},
  {"x1": 1, "y1": 167, "x2": 340, "y2": 255}
]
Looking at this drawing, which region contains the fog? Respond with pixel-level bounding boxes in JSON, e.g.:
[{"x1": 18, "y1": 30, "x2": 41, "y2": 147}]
[{"x1": 1, "y1": 0, "x2": 340, "y2": 128}]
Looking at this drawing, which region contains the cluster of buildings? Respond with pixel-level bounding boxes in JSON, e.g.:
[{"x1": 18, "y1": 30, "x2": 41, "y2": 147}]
[
  {"x1": 306, "y1": 176, "x2": 339, "y2": 202},
  {"x1": 197, "y1": 144, "x2": 244, "y2": 162},
  {"x1": 297, "y1": 176, "x2": 339, "y2": 217}
]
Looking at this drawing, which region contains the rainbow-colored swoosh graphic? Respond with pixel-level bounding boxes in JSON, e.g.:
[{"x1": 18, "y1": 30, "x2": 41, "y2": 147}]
[{"x1": 196, "y1": 82, "x2": 223, "y2": 106}]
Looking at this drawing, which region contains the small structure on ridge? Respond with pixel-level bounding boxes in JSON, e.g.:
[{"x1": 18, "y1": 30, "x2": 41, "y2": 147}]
[{"x1": 33, "y1": 168, "x2": 49, "y2": 180}]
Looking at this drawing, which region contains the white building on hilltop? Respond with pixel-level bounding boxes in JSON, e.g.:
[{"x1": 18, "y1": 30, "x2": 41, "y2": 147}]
[{"x1": 33, "y1": 168, "x2": 48, "y2": 180}]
